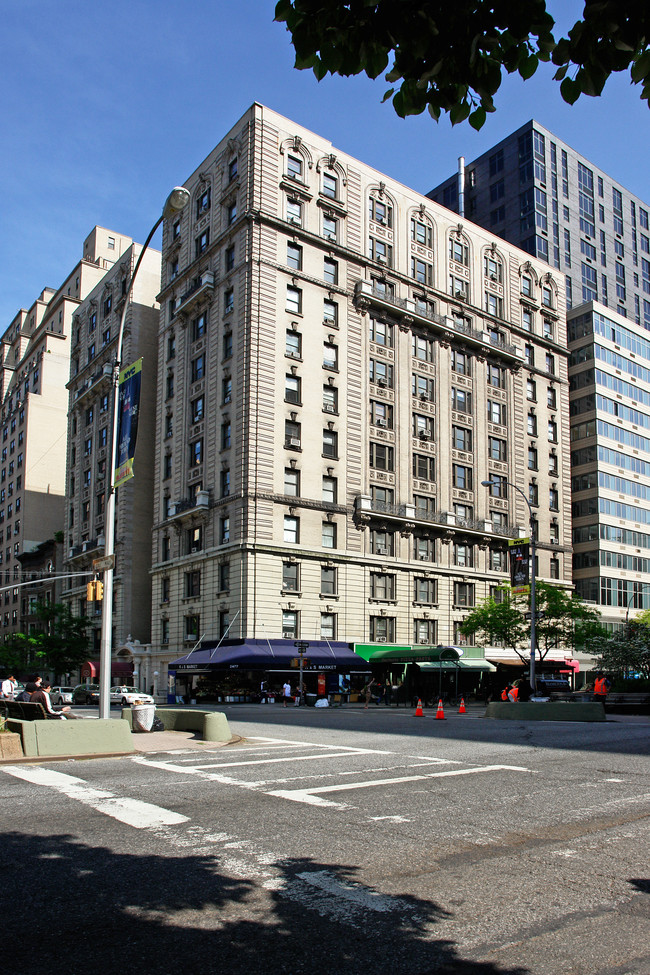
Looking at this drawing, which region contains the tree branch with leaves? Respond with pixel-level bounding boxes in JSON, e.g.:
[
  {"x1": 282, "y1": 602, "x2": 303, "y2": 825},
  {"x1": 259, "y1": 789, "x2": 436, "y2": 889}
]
[{"x1": 275, "y1": 0, "x2": 650, "y2": 129}]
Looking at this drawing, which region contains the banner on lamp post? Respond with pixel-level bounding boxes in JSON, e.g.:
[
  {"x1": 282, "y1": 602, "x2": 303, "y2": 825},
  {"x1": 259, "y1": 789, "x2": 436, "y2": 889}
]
[
  {"x1": 508, "y1": 537, "x2": 530, "y2": 594},
  {"x1": 114, "y1": 358, "x2": 142, "y2": 488}
]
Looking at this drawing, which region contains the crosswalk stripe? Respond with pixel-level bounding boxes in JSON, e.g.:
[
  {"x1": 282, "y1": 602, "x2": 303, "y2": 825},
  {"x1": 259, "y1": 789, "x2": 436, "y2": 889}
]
[{"x1": 1, "y1": 765, "x2": 189, "y2": 828}]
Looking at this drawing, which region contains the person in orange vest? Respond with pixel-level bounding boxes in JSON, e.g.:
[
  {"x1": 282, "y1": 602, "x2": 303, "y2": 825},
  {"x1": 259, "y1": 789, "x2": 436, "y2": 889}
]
[
  {"x1": 501, "y1": 684, "x2": 512, "y2": 702},
  {"x1": 593, "y1": 672, "x2": 611, "y2": 706},
  {"x1": 507, "y1": 684, "x2": 520, "y2": 702}
]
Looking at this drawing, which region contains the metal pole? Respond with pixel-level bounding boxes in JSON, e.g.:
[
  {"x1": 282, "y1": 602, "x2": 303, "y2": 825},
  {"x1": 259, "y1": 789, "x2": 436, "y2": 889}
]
[{"x1": 482, "y1": 478, "x2": 536, "y2": 692}]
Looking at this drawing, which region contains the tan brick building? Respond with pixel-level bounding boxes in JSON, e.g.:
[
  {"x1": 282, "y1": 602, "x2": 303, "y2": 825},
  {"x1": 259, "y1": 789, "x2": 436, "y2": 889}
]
[{"x1": 150, "y1": 105, "x2": 571, "y2": 693}]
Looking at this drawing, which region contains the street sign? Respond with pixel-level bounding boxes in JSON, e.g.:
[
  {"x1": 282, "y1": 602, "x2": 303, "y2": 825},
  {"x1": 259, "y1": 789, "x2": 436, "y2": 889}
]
[
  {"x1": 93, "y1": 555, "x2": 115, "y2": 571},
  {"x1": 524, "y1": 611, "x2": 546, "y2": 620}
]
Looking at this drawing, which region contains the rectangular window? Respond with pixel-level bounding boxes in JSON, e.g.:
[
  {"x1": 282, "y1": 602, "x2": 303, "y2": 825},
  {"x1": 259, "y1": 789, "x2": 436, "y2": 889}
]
[
  {"x1": 287, "y1": 242, "x2": 302, "y2": 270},
  {"x1": 323, "y1": 215, "x2": 338, "y2": 241},
  {"x1": 322, "y1": 172, "x2": 337, "y2": 199},
  {"x1": 286, "y1": 286, "x2": 302, "y2": 314},
  {"x1": 284, "y1": 468, "x2": 300, "y2": 497},
  {"x1": 286, "y1": 199, "x2": 302, "y2": 225},
  {"x1": 322, "y1": 521, "x2": 337, "y2": 549},
  {"x1": 454, "y1": 582, "x2": 475, "y2": 607},
  {"x1": 370, "y1": 442, "x2": 394, "y2": 471},
  {"x1": 321, "y1": 566, "x2": 337, "y2": 595},
  {"x1": 283, "y1": 561, "x2": 299, "y2": 592},
  {"x1": 488, "y1": 437, "x2": 507, "y2": 461},
  {"x1": 286, "y1": 330, "x2": 301, "y2": 359},
  {"x1": 370, "y1": 573, "x2": 396, "y2": 600},
  {"x1": 323, "y1": 342, "x2": 338, "y2": 370},
  {"x1": 322, "y1": 475, "x2": 337, "y2": 503},
  {"x1": 452, "y1": 464, "x2": 472, "y2": 489},
  {"x1": 451, "y1": 387, "x2": 472, "y2": 414},
  {"x1": 324, "y1": 257, "x2": 338, "y2": 284},
  {"x1": 285, "y1": 374, "x2": 301, "y2": 404},
  {"x1": 322, "y1": 430, "x2": 338, "y2": 459},
  {"x1": 453, "y1": 425, "x2": 472, "y2": 452},
  {"x1": 284, "y1": 516, "x2": 299, "y2": 544},
  {"x1": 191, "y1": 354, "x2": 205, "y2": 383},
  {"x1": 412, "y1": 454, "x2": 435, "y2": 481},
  {"x1": 370, "y1": 359, "x2": 393, "y2": 387},
  {"x1": 369, "y1": 317, "x2": 393, "y2": 347},
  {"x1": 487, "y1": 399, "x2": 506, "y2": 425}
]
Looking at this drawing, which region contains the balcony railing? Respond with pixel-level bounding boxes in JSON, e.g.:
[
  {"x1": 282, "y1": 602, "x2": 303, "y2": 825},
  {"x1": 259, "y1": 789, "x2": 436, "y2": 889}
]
[
  {"x1": 354, "y1": 496, "x2": 519, "y2": 539},
  {"x1": 354, "y1": 280, "x2": 521, "y2": 362},
  {"x1": 177, "y1": 272, "x2": 214, "y2": 315},
  {"x1": 168, "y1": 490, "x2": 210, "y2": 521}
]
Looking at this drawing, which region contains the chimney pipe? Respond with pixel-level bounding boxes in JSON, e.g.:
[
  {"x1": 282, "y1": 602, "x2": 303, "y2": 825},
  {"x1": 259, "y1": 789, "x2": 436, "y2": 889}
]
[{"x1": 458, "y1": 156, "x2": 465, "y2": 218}]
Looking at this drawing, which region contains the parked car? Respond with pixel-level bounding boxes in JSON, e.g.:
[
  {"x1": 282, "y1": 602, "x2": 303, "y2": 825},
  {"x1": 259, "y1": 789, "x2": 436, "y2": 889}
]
[
  {"x1": 72, "y1": 683, "x2": 100, "y2": 705},
  {"x1": 51, "y1": 686, "x2": 74, "y2": 705},
  {"x1": 109, "y1": 685, "x2": 154, "y2": 707}
]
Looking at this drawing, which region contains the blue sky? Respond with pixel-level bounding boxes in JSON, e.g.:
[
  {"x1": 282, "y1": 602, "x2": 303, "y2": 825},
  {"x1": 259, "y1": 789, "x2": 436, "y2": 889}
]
[{"x1": 1, "y1": 0, "x2": 648, "y2": 325}]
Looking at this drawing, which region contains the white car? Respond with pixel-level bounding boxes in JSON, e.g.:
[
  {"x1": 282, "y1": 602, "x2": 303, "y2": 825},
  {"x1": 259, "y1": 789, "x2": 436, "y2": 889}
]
[
  {"x1": 109, "y1": 686, "x2": 154, "y2": 707},
  {"x1": 51, "y1": 686, "x2": 74, "y2": 705}
]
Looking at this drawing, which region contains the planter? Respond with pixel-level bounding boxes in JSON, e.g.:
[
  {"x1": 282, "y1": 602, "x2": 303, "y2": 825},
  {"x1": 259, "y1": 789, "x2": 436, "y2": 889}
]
[{"x1": 0, "y1": 732, "x2": 24, "y2": 760}]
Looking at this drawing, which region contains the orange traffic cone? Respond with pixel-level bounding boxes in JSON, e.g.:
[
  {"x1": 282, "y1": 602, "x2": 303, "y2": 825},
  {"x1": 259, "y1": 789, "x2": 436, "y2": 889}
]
[
  {"x1": 435, "y1": 699, "x2": 445, "y2": 720},
  {"x1": 458, "y1": 698, "x2": 466, "y2": 714},
  {"x1": 414, "y1": 698, "x2": 424, "y2": 717}
]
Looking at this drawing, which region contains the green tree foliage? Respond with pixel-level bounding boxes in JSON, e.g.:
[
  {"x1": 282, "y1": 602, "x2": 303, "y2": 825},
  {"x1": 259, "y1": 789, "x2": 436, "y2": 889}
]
[
  {"x1": 459, "y1": 583, "x2": 605, "y2": 659},
  {"x1": 0, "y1": 603, "x2": 91, "y2": 678},
  {"x1": 594, "y1": 620, "x2": 650, "y2": 680},
  {"x1": 458, "y1": 587, "x2": 527, "y2": 659},
  {"x1": 275, "y1": 0, "x2": 650, "y2": 129},
  {"x1": 534, "y1": 582, "x2": 607, "y2": 657}
]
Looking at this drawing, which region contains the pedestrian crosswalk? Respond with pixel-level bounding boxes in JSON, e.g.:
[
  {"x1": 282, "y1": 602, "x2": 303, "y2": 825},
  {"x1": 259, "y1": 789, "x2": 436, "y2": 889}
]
[{"x1": 133, "y1": 735, "x2": 532, "y2": 811}]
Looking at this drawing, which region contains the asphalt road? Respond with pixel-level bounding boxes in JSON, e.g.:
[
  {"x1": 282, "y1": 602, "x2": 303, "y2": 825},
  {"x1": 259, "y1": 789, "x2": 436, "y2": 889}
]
[{"x1": 2, "y1": 706, "x2": 649, "y2": 975}]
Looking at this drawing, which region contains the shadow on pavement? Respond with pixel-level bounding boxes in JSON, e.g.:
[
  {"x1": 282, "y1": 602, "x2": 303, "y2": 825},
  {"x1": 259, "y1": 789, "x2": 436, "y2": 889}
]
[{"x1": 1, "y1": 830, "x2": 529, "y2": 975}]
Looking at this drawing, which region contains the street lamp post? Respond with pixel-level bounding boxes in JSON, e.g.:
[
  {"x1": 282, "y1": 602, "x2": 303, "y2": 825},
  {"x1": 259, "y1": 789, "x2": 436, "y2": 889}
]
[
  {"x1": 98, "y1": 187, "x2": 190, "y2": 719},
  {"x1": 482, "y1": 479, "x2": 537, "y2": 692}
]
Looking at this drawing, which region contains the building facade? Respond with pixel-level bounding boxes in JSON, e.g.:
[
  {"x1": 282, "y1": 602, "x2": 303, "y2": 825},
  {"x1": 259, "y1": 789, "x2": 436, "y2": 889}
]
[
  {"x1": 62, "y1": 234, "x2": 160, "y2": 657},
  {"x1": 429, "y1": 120, "x2": 650, "y2": 326},
  {"x1": 149, "y1": 104, "x2": 571, "y2": 689},
  {"x1": 430, "y1": 121, "x2": 650, "y2": 633},
  {"x1": 152, "y1": 105, "x2": 571, "y2": 688},
  {"x1": 569, "y1": 301, "x2": 650, "y2": 626},
  {"x1": 0, "y1": 231, "x2": 121, "y2": 640}
]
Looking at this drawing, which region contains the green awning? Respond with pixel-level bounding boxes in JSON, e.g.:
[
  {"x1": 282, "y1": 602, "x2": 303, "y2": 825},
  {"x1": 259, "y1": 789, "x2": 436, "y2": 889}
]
[
  {"x1": 420, "y1": 659, "x2": 496, "y2": 673},
  {"x1": 354, "y1": 644, "x2": 462, "y2": 664}
]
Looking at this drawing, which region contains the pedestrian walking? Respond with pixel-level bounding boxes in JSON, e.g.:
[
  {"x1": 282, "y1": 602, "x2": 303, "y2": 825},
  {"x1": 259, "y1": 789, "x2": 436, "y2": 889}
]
[
  {"x1": 282, "y1": 680, "x2": 292, "y2": 708},
  {"x1": 1, "y1": 675, "x2": 17, "y2": 699}
]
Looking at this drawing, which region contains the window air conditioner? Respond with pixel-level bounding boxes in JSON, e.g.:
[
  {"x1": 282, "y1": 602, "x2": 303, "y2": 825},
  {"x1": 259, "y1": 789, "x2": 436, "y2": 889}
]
[
  {"x1": 377, "y1": 378, "x2": 387, "y2": 387},
  {"x1": 283, "y1": 631, "x2": 294, "y2": 639},
  {"x1": 375, "y1": 417, "x2": 386, "y2": 427},
  {"x1": 376, "y1": 636, "x2": 387, "y2": 643},
  {"x1": 288, "y1": 437, "x2": 301, "y2": 447},
  {"x1": 455, "y1": 290, "x2": 465, "y2": 299},
  {"x1": 376, "y1": 545, "x2": 387, "y2": 555},
  {"x1": 419, "y1": 638, "x2": 429, "y2": 644},
  {"x1": 377, "y1": 255, "x2": 386, "y2": 264}
]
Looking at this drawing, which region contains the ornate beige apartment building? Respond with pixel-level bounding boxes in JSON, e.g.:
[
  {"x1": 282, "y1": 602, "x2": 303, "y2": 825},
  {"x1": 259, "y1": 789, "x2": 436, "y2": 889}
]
[
  {"x1": 0, "y1": 230, "x2": 125, "y2": 639},
  {"x1": 151, "y1": 104, "x2": 570, "y2": 682},
  {"x1": 62, "y1": 232, "x2": 160, "y2": 664}
]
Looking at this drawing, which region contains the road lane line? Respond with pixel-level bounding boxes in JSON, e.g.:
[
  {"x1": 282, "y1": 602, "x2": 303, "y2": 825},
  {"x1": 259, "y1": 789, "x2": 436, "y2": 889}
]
[
  {"x1": 266, "y1": 764, "x2": 532, "y2": 806},
  {"x1": 2, "y1": 766, "x2": 189, "y2": 828},
  {"x1": 191, "y1": 751, "x2": 383, "y2": 770}
]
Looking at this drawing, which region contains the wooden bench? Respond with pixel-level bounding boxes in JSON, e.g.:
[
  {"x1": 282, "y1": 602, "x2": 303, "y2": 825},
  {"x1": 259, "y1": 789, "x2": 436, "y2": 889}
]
[{"x1": 3, "y1": 700, "x2": 56, "y2": 721}]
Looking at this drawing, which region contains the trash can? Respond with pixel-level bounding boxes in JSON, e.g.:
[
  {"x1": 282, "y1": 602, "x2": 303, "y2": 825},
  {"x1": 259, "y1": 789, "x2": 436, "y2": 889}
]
[
  {"x1": 305, "y1": 693, "x2": 318, "y2": 707},
  {"x1": 131, "y1": 704, "x2": 156, "y2": 732}
]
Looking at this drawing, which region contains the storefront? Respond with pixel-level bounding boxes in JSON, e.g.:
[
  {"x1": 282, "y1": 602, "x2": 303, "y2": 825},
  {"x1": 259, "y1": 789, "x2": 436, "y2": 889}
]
[
  {"x1": 353, "y1": 644, "x2": 496, "y2": 703},
  {"x1": 167, "y1": 638, "x2": 370, "y2": 703}
]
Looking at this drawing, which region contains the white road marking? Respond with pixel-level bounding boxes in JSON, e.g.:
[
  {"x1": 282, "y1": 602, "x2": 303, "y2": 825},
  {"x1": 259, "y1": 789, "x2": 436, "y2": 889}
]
[
  {"x1": 369, "y1": 815, "x2": 411, "y2": 823},
  {"x1": 2, "y1": 766, "x2": 189, "y2": 829},
  {"x1": 266, "y1": 764, "x2": 532, "y2": 807},
  {"x1": 191, "y1": 750, "x2": 381, "y2": 770}
]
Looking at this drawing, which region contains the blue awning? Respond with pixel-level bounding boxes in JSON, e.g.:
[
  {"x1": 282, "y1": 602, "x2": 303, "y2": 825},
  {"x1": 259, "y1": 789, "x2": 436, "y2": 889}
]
[{"x1": 168, "y1": 639, "x2": 369, "y2": 672}]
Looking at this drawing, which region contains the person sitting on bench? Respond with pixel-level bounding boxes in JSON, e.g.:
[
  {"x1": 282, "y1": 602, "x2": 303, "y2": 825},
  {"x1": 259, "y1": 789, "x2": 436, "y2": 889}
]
[{"x1": 30, "y1": 681, "x2": 77, "y2": 719}]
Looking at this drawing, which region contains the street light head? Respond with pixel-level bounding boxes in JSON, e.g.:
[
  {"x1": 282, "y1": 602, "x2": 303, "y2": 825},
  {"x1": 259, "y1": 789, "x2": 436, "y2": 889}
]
[
  {"x1": 481, "y1": 480, "x2": 495, "y2": 487},
  {"x1": 162, "y1": 186, "x2": 191, "y2": 219}
]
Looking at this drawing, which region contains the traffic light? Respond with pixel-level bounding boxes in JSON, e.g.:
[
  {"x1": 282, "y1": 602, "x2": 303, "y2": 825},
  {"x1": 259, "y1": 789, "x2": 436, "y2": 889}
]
[{"x1": 86, "y1": 579, "x2": 104, "y2": 601}]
